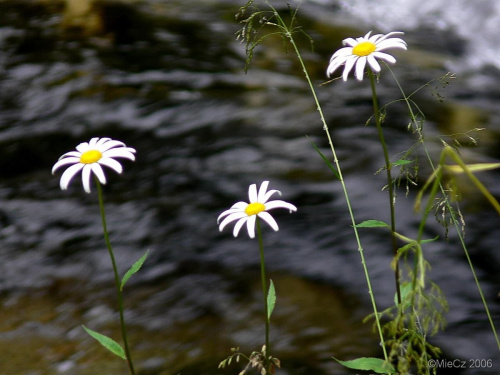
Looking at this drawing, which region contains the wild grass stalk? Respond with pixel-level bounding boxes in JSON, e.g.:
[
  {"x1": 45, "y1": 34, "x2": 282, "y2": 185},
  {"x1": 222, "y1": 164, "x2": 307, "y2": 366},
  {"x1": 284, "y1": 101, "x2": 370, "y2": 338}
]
[{"x1": 387, "y1": 66, "x2": 500, "y2": 351}]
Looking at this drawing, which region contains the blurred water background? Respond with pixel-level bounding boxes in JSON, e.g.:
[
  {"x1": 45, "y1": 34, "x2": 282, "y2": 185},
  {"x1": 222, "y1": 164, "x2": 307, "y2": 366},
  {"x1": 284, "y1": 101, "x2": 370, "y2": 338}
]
[{"x1": 0, "y1": 0, "x2": 499, "y2": 374}]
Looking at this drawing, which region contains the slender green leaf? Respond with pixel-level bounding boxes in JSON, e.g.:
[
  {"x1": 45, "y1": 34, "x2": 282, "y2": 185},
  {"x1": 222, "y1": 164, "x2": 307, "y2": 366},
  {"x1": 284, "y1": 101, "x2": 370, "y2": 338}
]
[
  {"x1": 82, "y1": 325, "x2": 126, "y2": 360},
  {"x1": 333, "y1": 357, "x2": 395, "y2": 374},
  {"x1": 309, "y1": 138, "x2": 340, "y2": 179},
  {"x1": 397, "y1": 242, "x2": 416, "y2": 255},
  {"x1": 267, "y1": 279, "x2": 276, "y2": 321},
  {"x1": 395, "y1": 282, "x2": 413, "y2": 310},
  {"x1": 121, "y1": 250, "x2": 149, "y2": 291},
  {"x1": 354, "y1": 220, "x2": 389, "y2": 228},
  {"x1": 420, "y1": 235, "x2": 439, "y2": 244},
  {"x1": 392, "y1": 159, "x2": 413, "y2": 166},
  {"x1": 445, "y1": 162, "x2": 500, "y2": 174},
  {"x1": 397, "y1": 235, "x2": 438, "y2": 255}
]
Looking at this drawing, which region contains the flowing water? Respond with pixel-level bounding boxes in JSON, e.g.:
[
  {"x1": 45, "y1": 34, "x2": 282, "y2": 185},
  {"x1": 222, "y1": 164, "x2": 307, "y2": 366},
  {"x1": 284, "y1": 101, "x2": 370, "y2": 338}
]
[{"x1": 0, "y1": 0, "x2": 499, "y2": 374}]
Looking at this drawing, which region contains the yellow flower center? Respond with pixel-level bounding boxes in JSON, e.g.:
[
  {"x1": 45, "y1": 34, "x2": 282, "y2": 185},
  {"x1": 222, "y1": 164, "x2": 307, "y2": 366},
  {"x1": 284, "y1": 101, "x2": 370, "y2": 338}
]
[
  {"x1": 80, "y1": 149, "x2": 103, "y2": 164},
  {"x1": 352, "y1": 41, "x2": 376, "y2": 56},
  {"x1": 245, "y1": 202, "x2": 266, "y2": 216}
]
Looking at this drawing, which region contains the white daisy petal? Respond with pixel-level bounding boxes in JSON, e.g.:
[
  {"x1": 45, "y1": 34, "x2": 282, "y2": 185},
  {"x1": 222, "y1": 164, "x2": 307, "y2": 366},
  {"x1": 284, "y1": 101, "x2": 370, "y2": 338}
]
[
  {"x1": 257, "y1": 180, "x2": 270, "y2": 202},
  {"x1": 59, "y1": 151, "x2": 82, "y2": 159},
  {"x1": 52, "y1": 156, "x2": 81, "y2": 174},
  {"x1": 219, "y1": 212, "x2": 247, "y2": 232},
  {"x1": 372, "y1": 52, "x2": 397, "y2": 64},
  {"x1": 233, "y1": 217, "x2": 247, "y2": 237},
  {"x1": 342, "y1": 55, "x2": 357, "y2": 81},
  {"x1": 52, "y1": 137, "x2": 136, "y2": 193},
  {"x1": 330, "y1": 47, "x2": 352, "y2": 61},
  {"x1": 90, "y1": 163, "x2": 107, "y2": 185},
  {"x1": 246, "y1": 215, "x2": 257, "y2": 238},
  {"x1": 328, "y1": 49, "x2": 353, "y2": 77},
  {"x1": 98, "y1": 157, "x2": 123, "y2": 174},
  {"x1": 369, "y1": 34, "x2": 384, "y2": 43},
  {"x1": 60, "y1": 163, "x2": 84, "y2": 190},
  {"x1": 258, "y1": 181, "x2": 282, "y2": 203},
  {"x1": 376, "y1": 39, "x2": 407, "y2": 51},
  {"x1": 95, "y1": 137, "x2": 112, "y2": 147},
  {"x1": 327, "y1": 58, "x2": 345, "y2": 77},
  {"x1": 248, "y1": 183, "x2": 258, "y2": 203},
  {"x1": 81, "y1": 165, "x2": 93, "y2": 193},
  {"x1": 217, "y1": 210, "x2": 233, "y2": 222},
  {"x1": 103, "y1": 148, "x2": 136, "y2": 161},
  {"x1": 217, "y1": 202, "x2": 249, "y2": 221},
  {"x1": 88, "y1": 137, "x2": 101, "y2": 147},
  {"x1": 376, "y1": 31, "x2": 404, "y2": 44},
  {"x1": 231, "y1": 201, "x2": 249, "y2": 210},
  {"x1": 355, "y1": 56, "x2": 367, "y2": 80},
  {"x1": 76, "y1": 142, "x2": 90, "y2": 153},
  {"x1": 342, "y1": 38, "x2": 358, "y2": 47},
  {"x1": 367, "y1": 55, "x2": 381, "y2": 72},
  {"x1": 99, "y1": 139, "x2": 126, "y2": 152},
  {"x1": 258, "y1": 211, "x2": 279, "y2": 232},
  {"x1": 261, "y1": 189, "x2": 281, "y2": 204},
  {"x1": 265, "y1": 200, "x2": 297, "y2": 212}
]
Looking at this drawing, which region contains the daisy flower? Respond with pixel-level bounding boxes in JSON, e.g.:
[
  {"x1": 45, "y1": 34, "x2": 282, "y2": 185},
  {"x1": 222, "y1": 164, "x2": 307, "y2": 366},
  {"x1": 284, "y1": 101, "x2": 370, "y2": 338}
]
[
  {"x1": 218, "y1": 181, "x2": 297, "y2": 238},
  {"x1": 52, "y1": 137, "x2": 136, "y2": 193},
  {"x1": 327, "y1": 31, "x2": 407, "y2": 81}
]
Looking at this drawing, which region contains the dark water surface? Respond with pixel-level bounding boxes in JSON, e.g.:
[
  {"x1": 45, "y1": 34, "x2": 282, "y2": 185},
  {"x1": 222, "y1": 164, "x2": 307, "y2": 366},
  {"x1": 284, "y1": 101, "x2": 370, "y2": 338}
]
[{"x1": 0, "y1": 0, "x2": 499, "y2": 374}]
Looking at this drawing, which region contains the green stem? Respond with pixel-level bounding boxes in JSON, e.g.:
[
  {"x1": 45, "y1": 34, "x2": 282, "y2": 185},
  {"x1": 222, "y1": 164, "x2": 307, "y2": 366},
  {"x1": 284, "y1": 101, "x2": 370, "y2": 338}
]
[
  {"x1": 445, "y1": 147, "x2": 500, "y2": 215},
  {"x1": 274, "y1": 14, "x2": 388, "y2": 360},
  {"x1": 256, "y1": 217, "x2": 270, "y2": 372},
  {"x1": 367, "y1": 69, "x2": 402, "y2": 307},
  {"x1": 96, "y1": 179, "x2": 136, "y2": 375},
  {"x1": 387, "y1": 65, "x2": 500, "y2": 351},
  {"x1": 416, "y1": 149, "x2": 500, "y2": 350}
]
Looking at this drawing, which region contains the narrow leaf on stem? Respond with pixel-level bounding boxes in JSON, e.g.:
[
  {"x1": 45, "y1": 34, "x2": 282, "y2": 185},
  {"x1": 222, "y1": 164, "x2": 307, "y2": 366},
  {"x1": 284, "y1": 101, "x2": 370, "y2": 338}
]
[
  {"x1": 333, "y1": 357, "x2": 395, "y2": 374},
  {"x1": 121, "y1": 250, "x2": 149, "y2": 291},
  {"x1": 82, "y1": 325, "x2": 126, "y2": 360},
  {"x1": 392, "y1": 159, "x2": 413, "y2": 166},
  {"x1": 354, "y1": 220, "x2": 389, "y2": 228},
  {"x1": 309, "y1": 137, "x2": 340, "y2": 179},
  {"x1": 267, "y1": 279, "x2": 276, "y2": 321}
]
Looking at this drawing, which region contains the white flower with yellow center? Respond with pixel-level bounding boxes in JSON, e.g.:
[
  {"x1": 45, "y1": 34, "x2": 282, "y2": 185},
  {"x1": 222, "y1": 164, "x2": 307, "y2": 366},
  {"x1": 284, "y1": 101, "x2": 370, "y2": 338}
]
[
  {"x1": 52, "y1": 137, "x2": 136, "y2": 193},
  {"x1": 327, "y1": 31, "x2": 407, "y2": 81},
  {"x1": 218, "y1": 181, "x2": 297, "y2": 238}
]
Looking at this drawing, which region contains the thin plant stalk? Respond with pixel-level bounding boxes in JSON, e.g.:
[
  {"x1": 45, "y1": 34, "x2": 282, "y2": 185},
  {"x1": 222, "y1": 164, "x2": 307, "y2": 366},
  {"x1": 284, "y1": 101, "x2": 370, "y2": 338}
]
[
  {"x1": 256, "y1": 217, "x2": 271, "y2": 373},
  {"x1": 268, "y1": 6, "x2": 388, "y2": 360},
  {"x1": 367, "y1": 69, "x2": 402, "y2": 306},
  {"x1": 96, "y1": 178, "x2": 136, "y2": 375},
  {"x1": 416, "y1": 148, "x2": 500, "y2": 350},
  {"x1": 386, "y1": 65, "x2": 500, "y2": 351}
]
